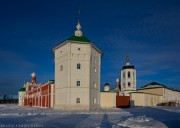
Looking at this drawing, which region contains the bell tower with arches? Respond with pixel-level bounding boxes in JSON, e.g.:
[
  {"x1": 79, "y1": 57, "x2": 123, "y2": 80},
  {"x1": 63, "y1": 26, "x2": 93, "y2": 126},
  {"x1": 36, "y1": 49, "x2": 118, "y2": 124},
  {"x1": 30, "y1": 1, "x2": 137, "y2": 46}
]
[{"x1": 120, "y1": 56, "x2": 136, "y2": 95}]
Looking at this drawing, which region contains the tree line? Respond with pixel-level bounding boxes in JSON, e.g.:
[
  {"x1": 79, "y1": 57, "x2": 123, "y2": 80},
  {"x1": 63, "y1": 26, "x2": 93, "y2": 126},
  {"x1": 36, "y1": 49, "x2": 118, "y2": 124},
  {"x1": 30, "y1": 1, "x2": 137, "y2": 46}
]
[{"x1": 0, "y1": 94, "x2": 18, "y2": 104}]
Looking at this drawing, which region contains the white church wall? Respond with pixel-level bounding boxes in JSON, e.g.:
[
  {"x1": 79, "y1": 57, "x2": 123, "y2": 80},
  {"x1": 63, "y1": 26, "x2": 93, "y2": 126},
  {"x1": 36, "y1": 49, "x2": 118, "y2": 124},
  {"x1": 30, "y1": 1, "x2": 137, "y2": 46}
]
[
  {"x1": 18, "y1": 91, "x2": 25, "y2": 106},
  {"x1": 54, "y1": 39, "x2": 102, "y2": 110}
]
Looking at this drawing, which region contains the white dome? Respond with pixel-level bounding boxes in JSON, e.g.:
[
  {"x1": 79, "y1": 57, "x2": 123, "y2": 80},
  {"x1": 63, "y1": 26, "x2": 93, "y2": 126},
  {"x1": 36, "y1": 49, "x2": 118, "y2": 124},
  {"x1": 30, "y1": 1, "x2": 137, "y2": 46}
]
[
  {"x1": 104, "y1": 83, "x2": 110, "y2": 92},
  {"x1": 31, "y1": 72, "x2": 36, "y2": 77},
  {"x1": 116, "y1": 78, "x2": 119, "y2": 82}
]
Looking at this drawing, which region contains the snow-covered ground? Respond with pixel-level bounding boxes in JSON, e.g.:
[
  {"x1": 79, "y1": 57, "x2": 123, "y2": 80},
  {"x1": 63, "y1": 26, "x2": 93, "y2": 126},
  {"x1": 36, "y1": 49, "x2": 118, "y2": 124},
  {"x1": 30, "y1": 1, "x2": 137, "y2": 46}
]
[
  {"x1": 0, "y1": 104, "x2": 179, "y2": 128},
  {"x1": 155, "y1": 106, "x2": 180, "y2": 113}
]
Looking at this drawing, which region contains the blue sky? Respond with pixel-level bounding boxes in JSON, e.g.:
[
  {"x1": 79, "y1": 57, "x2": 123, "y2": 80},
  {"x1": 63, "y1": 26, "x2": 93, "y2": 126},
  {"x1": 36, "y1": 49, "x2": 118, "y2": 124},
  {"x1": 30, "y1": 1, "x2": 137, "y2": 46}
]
[{"x1": 0, "y1": 0, "x2": 180, "y2": 95}]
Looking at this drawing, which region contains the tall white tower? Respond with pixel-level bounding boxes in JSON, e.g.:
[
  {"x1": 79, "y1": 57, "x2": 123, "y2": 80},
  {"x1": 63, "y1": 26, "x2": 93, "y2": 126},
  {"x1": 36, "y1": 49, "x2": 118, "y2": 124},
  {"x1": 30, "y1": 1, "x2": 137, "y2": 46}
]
[
  {"x1": 53, "y1": 21, "x2": 103, "y2": 110},
  {"x1": 120, "y1": 56, "x2": 136, "y2": 95}
]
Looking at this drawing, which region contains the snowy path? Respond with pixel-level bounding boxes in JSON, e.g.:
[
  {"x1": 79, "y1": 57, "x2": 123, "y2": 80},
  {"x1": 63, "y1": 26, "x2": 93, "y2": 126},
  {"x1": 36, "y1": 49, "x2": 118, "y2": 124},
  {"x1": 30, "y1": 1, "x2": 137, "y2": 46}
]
[
  {"x1": 124, "y1": 107, "x2": 180, "y2": 128},
  {"x1": 0, "y1": 104, "x2": 178, "y2": 128}
]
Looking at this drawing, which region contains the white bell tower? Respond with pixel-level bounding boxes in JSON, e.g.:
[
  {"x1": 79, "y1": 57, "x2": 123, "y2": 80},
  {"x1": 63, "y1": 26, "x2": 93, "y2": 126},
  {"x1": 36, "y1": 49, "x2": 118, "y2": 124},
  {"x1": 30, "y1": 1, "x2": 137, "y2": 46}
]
[{"x1": 120, "y1": 56, "x2": 136, "y2": 95}]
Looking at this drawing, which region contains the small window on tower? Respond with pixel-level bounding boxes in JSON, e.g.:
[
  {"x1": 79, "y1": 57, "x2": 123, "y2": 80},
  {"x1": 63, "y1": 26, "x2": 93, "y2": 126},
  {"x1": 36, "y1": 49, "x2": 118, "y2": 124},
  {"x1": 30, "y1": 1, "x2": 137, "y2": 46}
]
[
  {"x1": 128, "y1": 82, "x2": 131, "y2": 87},
  {"x1": 78, "y1": 48, "x2": 80, "y2": 51},
  {"x1": 77, "y1": 81, "x2": 80, "y2": 86},
  {"x1": 128, "y1": 72, "x2": 131, "y2": 78},
  {"x1": 76, "y1": 98, "x2": 80, "y2": 104},
  {"x1": 94, "y1": 67, "x2": 97, "y2": 72},
  {"x1": 60, "y1": 65, "x2": 63, "y2": 71},
  {"x1": 93, "y1": 98, "x2": 96, "y2": 104},
  {"x1": 123, "y1": 72, "x2": 125, "y2": 78},
  {"x1": 77, "y1": 63, "x2": 81, "y2": 69},
  {"x1": 93, "y1": 82, "x2": 96, "y2": 88}
]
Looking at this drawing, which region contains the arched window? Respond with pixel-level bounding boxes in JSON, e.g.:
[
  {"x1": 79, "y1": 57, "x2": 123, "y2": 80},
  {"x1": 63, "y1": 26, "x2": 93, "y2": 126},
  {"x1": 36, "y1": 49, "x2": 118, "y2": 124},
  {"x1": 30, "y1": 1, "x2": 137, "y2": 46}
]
[
  {"x1": 93, "y1": 82, "x2": 96, "y2": 88},
  {"x1": 60, "y1": 65, "x2": 63, "y2": 71},
  {"x1": 77, "y1": 81, "x2": 80, "y2": 86},
  {"x1": 128, "y1": 71, "x2": 131, "y2": 78},
  {"x1": 94, "y1": 67, "x2": 97, "y2": 72},
  {"x1": 93, "y1": 98, "x2": 96, "y2": 104},
  {"x1": 123, "y1": 72, "x2": 125, "y2": 78},
  {"x1": 128, "y1": 82, "x2": 131, "y2": 87},
  {"x1": 123, "y1": 83, "x2": 125, "y2": 88},
  {"x1": 77, "y1": 63, "x2": 81, "y2": 69}
]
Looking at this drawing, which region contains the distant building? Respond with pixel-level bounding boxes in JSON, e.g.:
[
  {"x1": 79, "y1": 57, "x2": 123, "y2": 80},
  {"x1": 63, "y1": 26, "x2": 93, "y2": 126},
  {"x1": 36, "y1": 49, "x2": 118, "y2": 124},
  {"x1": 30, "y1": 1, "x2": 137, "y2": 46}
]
[
  {"x1": 18, "y1": 87, "x2": 26, "y2": 106},
  {"x1": 130, "y1": 82, "x2": 180, "y2": 106},
  {"x1": 100, "y1": 82, "x2": 117, "y2": 108},
  {"x1": 18, "y1": 72, "x2": 55, "y2": 108}
]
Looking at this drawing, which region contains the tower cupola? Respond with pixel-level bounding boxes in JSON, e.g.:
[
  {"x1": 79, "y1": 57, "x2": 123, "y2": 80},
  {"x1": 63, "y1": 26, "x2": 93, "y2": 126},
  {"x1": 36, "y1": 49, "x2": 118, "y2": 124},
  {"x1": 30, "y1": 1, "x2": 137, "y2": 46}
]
[
  {"x1": 126, "y1": 55, "x2": 130, "y2": 66},
  {"x1": 104, "y1": 83, "x2": 110, "y2": 92},
  {"x1": 31, "y1": 72, "x2": 36, "y2": 83},
  {"x1": 74, "y1": 20, "x2": 83, "y2": 37}
]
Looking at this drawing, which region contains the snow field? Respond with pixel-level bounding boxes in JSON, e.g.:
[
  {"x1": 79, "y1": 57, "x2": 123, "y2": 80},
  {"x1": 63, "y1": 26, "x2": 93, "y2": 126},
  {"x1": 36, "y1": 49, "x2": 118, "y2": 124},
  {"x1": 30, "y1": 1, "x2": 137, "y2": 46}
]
[{"x1": 0, "y1": 104, "x2": 174, "y2": 128}]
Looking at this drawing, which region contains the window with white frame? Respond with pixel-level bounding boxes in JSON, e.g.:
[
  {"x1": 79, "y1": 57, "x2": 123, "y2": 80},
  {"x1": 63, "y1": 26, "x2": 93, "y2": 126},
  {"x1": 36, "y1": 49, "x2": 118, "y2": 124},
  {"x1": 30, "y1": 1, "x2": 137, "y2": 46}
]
[
  {"x1": 77, "y1": 63, "x2": 81, "y2": 69},
  {"x1": 76, "y1": 98, "x2": 80, "y2": 104},
  {"x1": 77, "y1": 81, "x2": 80, "y2": 86}
]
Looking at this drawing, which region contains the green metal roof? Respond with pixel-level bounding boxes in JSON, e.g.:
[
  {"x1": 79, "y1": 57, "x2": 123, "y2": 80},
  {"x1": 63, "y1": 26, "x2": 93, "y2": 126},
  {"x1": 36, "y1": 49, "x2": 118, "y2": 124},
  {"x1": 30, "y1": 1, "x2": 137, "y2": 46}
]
[
  {"x1": 48, "y1": 80, "x2": 55, "y2": 84},
  {"x1": 19, "y1": 87, "x2": 26, "y2": 92},
  {"x1": 139, "y1": 82, "x2": 180, "y2": 92},
  {"x1": 67, "y1": 36, "x2": 90, "y2": 42}
]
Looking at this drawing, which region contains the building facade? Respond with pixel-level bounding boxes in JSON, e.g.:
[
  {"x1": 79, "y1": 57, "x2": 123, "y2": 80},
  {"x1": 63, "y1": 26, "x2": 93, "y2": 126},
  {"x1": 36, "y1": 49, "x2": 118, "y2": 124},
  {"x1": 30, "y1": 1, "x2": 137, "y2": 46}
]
[
  {"x1": 18, "y1": 73, "x2": 55, "y2": 108},
  {"x1": 18, "y1": 87, "x2": 26, "y2": 106},
  {"x1": 52, "y1": 21, "x2": 103, "y2": 110},
  {"x1": 131, "y1": 82, "x2": 180, "y2": 106}
]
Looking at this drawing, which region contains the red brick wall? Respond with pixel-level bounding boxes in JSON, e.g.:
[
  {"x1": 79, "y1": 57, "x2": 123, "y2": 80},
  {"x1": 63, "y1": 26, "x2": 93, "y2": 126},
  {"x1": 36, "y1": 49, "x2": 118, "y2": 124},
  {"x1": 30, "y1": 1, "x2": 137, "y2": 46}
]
[{"x1": 24, "y1": 83, "x2": 52, "y2": 108}]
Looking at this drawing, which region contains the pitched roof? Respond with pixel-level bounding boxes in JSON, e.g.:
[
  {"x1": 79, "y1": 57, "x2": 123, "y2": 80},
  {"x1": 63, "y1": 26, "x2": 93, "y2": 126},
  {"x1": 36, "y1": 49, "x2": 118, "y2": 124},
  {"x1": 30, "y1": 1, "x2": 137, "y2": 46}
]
[
  {"x1": 67, "y1": 36, "x2": 90, "y2": 42},
  {"x1": 48, "y1": 80, "x2": 54, "y2": 84},
  {"x1": 139, "y1": 82, "x2": 180, "y2": 92},
  {"x1": 52, "y1": 36, "x2": 103, "y2": 55},
  {"x1": 19, "y1": 87, "x2": 26, "y2": 92},
  {"x1": 122, "y1": 65, "x2": 135, "y2": 70}
]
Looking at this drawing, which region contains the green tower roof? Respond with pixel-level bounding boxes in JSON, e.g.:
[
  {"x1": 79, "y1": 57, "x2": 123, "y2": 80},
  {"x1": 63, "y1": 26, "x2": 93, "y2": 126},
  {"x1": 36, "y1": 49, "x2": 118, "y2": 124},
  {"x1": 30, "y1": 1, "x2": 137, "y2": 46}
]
[
  {"x1": 19, "y1": 87, "x2": 26, "y2": 92},
  {"x1": 67, "y1": 36, "x2": 90, "y2": 42}
]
